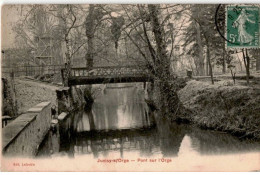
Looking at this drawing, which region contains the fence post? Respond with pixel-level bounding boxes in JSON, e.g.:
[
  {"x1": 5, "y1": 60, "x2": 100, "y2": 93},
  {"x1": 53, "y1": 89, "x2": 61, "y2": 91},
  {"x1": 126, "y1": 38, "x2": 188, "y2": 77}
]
[
  {"x1": 11, "y1": 69, "x2": 14, "y2": 79},
  {"x1": 26, "y1": 66, "x2": 28, "y2": 76},
  {"x1": 41, "y1": 64, "x2": 43, "y2": 76}
]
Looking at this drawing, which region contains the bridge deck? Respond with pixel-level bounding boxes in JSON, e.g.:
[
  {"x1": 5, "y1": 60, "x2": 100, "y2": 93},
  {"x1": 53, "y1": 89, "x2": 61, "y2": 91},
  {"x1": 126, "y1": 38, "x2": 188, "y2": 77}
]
[{"x1": 62, "y1": 66, "x2": 152, "y2": 85}]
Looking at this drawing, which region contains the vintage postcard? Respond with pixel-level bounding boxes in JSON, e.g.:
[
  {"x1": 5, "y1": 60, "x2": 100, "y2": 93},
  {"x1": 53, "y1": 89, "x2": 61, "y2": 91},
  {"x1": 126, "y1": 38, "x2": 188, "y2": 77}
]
[{"x1": 1, "y1": 3, "x2": 260, "y2": 172}]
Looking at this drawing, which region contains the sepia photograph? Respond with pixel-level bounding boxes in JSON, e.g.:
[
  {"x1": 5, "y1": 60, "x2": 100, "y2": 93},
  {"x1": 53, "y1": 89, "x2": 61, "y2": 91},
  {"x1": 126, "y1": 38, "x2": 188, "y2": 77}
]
[{"x1": 1, "y1": 3, "x2": 260, "y2": 172}]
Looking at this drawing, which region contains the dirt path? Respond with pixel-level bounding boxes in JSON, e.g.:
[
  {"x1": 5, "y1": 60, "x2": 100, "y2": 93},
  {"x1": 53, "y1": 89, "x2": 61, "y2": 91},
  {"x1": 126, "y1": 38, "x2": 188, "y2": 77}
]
[
  {"x1": 16, "y1": 78, "x2": 65, "y2": 91},
  {"x1": 14, "y1": 78, "x2": 65, "y2": 114}
]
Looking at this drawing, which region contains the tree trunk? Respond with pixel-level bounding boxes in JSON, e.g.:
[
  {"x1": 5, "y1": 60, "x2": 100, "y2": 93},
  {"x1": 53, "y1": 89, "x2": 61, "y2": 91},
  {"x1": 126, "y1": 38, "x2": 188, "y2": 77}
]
[
  {"x1": 85, "y1": 5, "x2": 95, "y2": 69},
  {"x1": 194, "y1": 22, "x2": 205, "y2": 76},
  {"x1": 257, "y1": 51, "x2": 260, "y2": 71},
  {"x1": 206, "y1": 55, "x2": 209, "y2": 76},
  {"x1": 86, "y1": 37, "x2": 94, "y2": 69},
  {"x1": 222, "y1": 46, "x2": 226, "y2": 74},
  {"x1": 148, "y1": 5, "x2": 170, "y2": 79},
  {"x1": 206, "y1": 44, "x2": 214, "y2": 84},
  {"x1": 64, "y1": 33, "x2": 71, "y2": 86},
  {"x1": 147, "y1": 5, "x2": 187, "y2": 120},
  {"x1": 242, "y1": 49, "x2": 250, "y2": 85},
  {"x1": 245, "y1": 49, "x2": 250, "y2": 77}
]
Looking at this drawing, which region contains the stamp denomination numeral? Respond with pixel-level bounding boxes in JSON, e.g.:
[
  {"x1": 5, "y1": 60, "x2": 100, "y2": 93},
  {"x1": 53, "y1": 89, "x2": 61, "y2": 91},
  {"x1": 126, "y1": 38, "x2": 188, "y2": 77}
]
[{"x1": 229, "y1": 34, "x2": 237, "y2": 43}]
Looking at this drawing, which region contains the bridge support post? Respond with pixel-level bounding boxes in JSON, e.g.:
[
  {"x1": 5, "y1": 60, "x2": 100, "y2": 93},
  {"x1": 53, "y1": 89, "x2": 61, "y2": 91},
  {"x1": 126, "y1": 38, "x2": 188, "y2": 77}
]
[{"x1": 143, "y1": 82, "x2": 146, "y2": 89}]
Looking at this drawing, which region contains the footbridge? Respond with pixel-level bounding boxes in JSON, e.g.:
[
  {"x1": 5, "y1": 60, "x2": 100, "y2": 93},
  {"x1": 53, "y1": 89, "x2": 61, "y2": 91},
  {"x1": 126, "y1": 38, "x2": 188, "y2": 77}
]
[{"x1": 61, "y1": 65, "x2": 152, "y2": 86}]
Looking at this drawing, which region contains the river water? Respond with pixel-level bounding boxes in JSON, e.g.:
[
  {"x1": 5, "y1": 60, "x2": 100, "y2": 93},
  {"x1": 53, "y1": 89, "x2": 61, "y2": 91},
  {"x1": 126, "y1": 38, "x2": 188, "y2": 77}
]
[{"x1": 36, "y1": 83, "x2": 260, "y2": 165}]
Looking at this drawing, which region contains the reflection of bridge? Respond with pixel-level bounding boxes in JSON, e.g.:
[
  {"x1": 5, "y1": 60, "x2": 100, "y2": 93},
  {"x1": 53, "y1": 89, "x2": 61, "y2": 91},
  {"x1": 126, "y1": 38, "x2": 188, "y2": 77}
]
[
  {"x1": 74, "y1": 127, "x2": 159, "y2": 156},
  {"x1": 61, "y1": 65, "x2": 152, "y2": 86}
]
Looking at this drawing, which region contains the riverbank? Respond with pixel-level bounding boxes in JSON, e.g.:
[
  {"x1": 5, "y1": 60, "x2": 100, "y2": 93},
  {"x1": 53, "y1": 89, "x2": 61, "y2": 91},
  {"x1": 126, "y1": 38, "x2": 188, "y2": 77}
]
[
  {"x1": 14, "y1": 79, "x2": 60, "y2": 114},
  {"x1": 177, "y1": 80, "x2": 260, "y2": 140},
  {"x1": 2, "y1": 77, "x2": 85, "y2": 117}
]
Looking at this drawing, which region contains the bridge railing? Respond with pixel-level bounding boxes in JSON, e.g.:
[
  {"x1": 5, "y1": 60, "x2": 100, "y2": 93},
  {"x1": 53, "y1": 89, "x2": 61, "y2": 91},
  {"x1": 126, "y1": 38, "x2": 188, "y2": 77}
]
[{"x1": 61, "y1": 65, "x2": 149, "y2": 78}]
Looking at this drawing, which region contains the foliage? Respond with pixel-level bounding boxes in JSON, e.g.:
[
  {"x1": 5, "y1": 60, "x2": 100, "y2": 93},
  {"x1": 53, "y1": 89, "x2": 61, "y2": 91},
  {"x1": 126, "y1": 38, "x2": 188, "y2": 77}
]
[
  {"x1": 12, "y1": 5, "x2": 87, "y2": 67},
  {"x1": 110, "y1": 16, "x2": 125, "y2": 49},
  {"x1": 182, "y1": 4, "x2": 231, "y2": 76}
]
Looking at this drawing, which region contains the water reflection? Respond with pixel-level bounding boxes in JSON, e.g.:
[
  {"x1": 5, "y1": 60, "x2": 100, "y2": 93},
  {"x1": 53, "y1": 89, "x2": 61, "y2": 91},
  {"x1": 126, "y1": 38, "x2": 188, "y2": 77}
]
[
  {"x1": 187, "y1": 128, "x2": 260, "y2": 155},
  {"x1": 76, "y1": 84, "x2": 152, "y2": 131},
  {"x1": 37, "y1": 127, "x2": 60, "y2": 157},
  {"x1": 37, "y1": 83, "x2": 260, "y2": 159},
  {"x1": 74, "y1": 128, "x2": 159, "y2": 158}
]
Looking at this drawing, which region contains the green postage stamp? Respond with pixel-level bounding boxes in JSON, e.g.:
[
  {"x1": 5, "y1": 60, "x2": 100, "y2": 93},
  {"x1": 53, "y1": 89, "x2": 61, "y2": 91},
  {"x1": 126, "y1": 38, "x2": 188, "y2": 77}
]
[{"x1": 226, "y1": 5, "x2": 259, "y2": 48}]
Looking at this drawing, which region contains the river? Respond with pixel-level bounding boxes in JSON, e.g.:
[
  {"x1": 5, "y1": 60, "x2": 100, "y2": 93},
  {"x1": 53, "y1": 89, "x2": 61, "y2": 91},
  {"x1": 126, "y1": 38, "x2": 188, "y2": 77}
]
[{"x1": 36, "y1": 83, "x2": 260, "y2": 165}]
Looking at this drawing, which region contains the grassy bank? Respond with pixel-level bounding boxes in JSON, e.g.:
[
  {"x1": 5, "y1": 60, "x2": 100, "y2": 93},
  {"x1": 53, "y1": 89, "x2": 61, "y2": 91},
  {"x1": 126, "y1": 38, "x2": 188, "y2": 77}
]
[
  {"x1": 177, "y1": 80, "x2": 260, "y2": 140},
  {"x1": 14, "y1": 79, "x2": 59, "y2": 114}
]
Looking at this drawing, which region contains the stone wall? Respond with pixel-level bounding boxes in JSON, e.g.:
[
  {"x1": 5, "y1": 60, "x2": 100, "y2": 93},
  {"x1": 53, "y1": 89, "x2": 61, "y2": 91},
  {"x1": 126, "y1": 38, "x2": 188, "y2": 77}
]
[{"x1": 2, "y1": 102, "x2": 52, "y2": 157}]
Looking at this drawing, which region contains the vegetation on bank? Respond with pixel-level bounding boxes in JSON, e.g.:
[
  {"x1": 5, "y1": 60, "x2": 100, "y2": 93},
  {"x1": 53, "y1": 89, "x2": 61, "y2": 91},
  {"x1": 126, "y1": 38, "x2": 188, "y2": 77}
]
[
  {"x1": 175, "y1": 80, "x2": 260, "y2": 140},
  {"x1": 83, "y1": 87, "x2": 94, "y2": 111},
  {"x1": 2, "y1": 78, "x2": 18, "y2": 117}
]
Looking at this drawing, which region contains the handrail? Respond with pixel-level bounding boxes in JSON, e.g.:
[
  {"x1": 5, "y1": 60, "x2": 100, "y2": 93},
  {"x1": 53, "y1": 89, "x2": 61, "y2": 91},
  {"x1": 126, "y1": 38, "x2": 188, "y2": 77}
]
[
  {"x1": 60, "y1": 65, "x2": 147, "y2": 71},
  {"x1": 61, "y1": 66, "x2": 149, "y2": 81}
]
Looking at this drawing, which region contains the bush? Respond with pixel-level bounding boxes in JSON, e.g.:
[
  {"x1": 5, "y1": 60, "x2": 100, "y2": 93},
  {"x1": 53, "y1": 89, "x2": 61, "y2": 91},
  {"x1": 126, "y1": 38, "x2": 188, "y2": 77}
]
[
  {"x1": 178, "y1": 80, "x2": 260, "y2": 139},
  {"x1": 34, "y1": 74, "x2": 40, "y2": 79}
]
